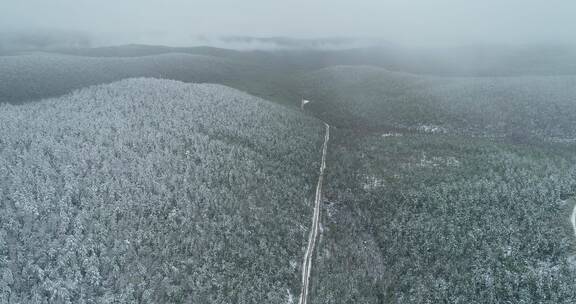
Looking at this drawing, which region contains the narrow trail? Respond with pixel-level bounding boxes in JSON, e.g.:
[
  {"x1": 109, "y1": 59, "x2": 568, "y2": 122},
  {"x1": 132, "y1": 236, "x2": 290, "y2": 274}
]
[
  {"x1": 571, "y1": 201, "x2": 576, "y2": 239},
  {"x1": 298, "y1": 122, "x2": 330, "y2": 304}
]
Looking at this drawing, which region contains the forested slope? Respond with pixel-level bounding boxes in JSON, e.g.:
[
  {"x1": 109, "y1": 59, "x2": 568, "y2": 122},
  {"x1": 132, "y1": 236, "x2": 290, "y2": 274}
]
[
  {"x1": 311, "y1": 130, "x2": 576, "y2": 303},
  {"x1": 53, "y1": 44, "x2": 576, "y2": 76},
  {"x1": 0, "y1": 78, "x2": 324, "y2": 303},
  {"x1": 0, "y1": 53, "x2": 265, "y2": 104},
  {"x1": 295, "y1": 64, "x2": 576, "y2": 303},
  {"x1": 299, "y1": 66, "x2": 576, "y2": 141}
]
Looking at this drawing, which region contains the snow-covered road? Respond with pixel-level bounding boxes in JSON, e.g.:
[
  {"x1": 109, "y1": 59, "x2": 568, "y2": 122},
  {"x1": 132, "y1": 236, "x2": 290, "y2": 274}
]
[
  {"x1": 571, "y1": 200, "x2": 576, "y2": 238},
  {"x1": 298, "y1": 122, "x2": 330, "y2": 304}
]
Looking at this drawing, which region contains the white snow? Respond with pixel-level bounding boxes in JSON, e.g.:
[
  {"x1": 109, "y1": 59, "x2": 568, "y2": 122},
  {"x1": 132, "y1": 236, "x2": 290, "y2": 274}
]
[
  {"x1": 298, "y1": 123, "x2": 329, "y2": 304},
  {"x1": 381, "y1": 132, "x2": 403, "y2": 138},
  {"x1": 411, "y1": 153, "x2": 461, "y2": 168},
  {"x1": 287, "y1": 288, "x2": 294, "y2": 304},
  {"x1": 301, "y1": 99, "x2": 311, "y2": 110},
  {"x1": 416, "y1": 125, "x2": 447, "y2": 134},
  {"x1": 362, "y1": 175, "x2": 385, "y2": 190},
  {"x1": 571, "y1": 200, "x2": 576, "y2": 238}
]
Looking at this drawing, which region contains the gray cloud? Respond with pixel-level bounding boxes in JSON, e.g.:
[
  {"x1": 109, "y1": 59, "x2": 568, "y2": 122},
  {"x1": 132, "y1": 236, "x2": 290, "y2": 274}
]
[{"x1": 1, "y1": 0, "x2": 575, "y2": 47}]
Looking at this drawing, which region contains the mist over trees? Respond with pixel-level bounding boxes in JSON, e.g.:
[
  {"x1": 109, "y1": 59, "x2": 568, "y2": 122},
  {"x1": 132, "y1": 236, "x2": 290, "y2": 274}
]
[
  {"x1": 0, "y1": 30, "x2": 92, "y2": 55},
  {"x1": 0, "y1": 53, "x2": 262, "y2": 104},
  {"x1": 299, "y1": 65, "x2": 576, "y2": 141},
  {"x1": 1, "y1": 10, "x2": 576, "y2": 301}
]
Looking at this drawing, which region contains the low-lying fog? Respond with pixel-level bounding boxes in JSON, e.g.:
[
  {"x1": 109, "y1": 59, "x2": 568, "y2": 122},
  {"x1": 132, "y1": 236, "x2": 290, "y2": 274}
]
[{"x1": 1, "y1": 0, "x2": 575, "y2": 51}]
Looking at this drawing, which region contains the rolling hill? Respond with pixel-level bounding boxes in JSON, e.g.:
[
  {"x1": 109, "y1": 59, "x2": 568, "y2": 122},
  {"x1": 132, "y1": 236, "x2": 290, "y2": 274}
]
[
  {"x1": 311, "y1": 128, "x2": 576, "y2": 303},
  {"x1": 294, "y1": 64, "x2": 576, "y2": 303},
  {"x1": 2, "y1": 44, "x2": 576, "y2": 303},
  {"x1": 298, "y1": 65, "x2": 576, "y2": 141},
  {"x1": 0, "y1": 78, "x2": 324, "y2": 303},
  {"x1": 52, "y1": 44, "x2": 576, "y2": 76},
  {"x1": 0, "y1": 53, "x2": 268, "y2": 104}
]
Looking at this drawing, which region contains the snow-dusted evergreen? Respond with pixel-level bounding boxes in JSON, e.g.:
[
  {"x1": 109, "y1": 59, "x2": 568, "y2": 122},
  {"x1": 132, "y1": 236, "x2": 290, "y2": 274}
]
[{"x1": 0, "y1": 78, "x2": 324, "y2": 303}]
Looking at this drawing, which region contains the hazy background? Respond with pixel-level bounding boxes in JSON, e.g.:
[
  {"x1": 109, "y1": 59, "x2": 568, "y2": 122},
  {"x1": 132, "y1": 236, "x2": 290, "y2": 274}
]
[{"x1": 1, "y1": 0, "x2": 575, "y2": 48}]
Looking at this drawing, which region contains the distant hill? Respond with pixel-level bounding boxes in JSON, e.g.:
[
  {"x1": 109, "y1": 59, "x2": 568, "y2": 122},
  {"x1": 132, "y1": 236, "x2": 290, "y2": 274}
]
[
  {"x1": 3, "y1": 42, "x2": 576, "y2": 303},
  {"x1": 5, "y1": 43, "x2": 576, "y2": 107},
  {"x1": 0, "y1": 78, "x2": 324, "y2": 303},
  {"x1": 298, "y1": 65, "x2": 576, "y2": 141},
  {"x1": 51, "y1": 44, "x2": 576, "y2": 76},
  {"x1": 51, "y1": 44, "x2": 240, "y2": 58},
  {"x1": 0, "y1": 53, "x2": 266, "y2": 104}
]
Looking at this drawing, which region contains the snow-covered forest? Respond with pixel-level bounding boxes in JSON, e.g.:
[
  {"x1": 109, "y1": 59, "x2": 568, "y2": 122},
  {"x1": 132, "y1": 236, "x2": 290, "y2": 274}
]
[
  {"x1": 3, "y1": 0, "x2": 576, "y2": 301},
  {"x1": 0, "y1": 79, "x2": 324, "y2": 303},
  {"x1": 299, "y1": 66, "x2": 576, "y2": 141},
  {"x1": 1, "y1": 38, "x2": 576, "y2": 303},
  {"x1": 312, "y1": 130, "x2": 576, "y2": 303}
]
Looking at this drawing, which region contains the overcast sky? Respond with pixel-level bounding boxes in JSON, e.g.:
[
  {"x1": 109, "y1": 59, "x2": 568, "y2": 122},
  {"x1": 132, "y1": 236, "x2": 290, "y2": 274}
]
[{"x1": 1, "y1": 0, "x2": 575, "y2": 46}]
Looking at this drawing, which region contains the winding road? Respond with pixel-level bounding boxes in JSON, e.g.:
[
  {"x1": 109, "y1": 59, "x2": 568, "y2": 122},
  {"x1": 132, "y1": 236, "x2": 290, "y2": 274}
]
[{"x1": 298, "y1": 122, "x2": 330, "y2": 304}]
